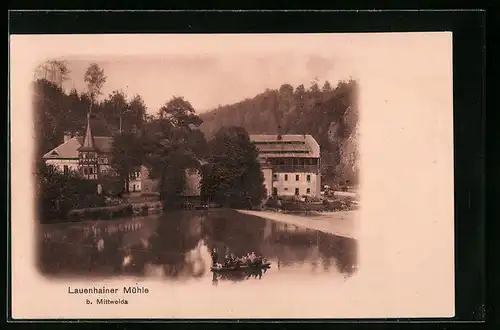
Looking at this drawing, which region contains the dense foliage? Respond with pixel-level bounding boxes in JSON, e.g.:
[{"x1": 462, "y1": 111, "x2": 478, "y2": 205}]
[
  {"x1": 141, "y1": 97, "x2": 208, "y2": 210},
  {"x1": 200, "y1": 79, "x2": 359, "y2": 186},
  {"x1": 33, "y1": 79, "x2": 148, "y2": 158},
  {"x1": 200, "y1": 126, "x2": 266, "y2": 209},
  {"x1": 36, "y1": 163, "x2": 105, "y2": 223},
  {"x1": 109, "y1": 131, "x2": 144, "y2": 193}
]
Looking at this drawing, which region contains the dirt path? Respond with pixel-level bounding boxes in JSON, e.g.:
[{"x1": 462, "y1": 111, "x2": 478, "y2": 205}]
[{"x1": 237, "y1": 209, "x2": 358, "y2": 239}]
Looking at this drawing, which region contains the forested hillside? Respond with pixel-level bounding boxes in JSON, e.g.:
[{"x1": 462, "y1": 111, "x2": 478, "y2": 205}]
[
  {"x1": 199, "y1": 79, "x2": 359, "y2": 186},
  {"x1": 33, "y1": 82, "x2": 148, "y2": 158}
]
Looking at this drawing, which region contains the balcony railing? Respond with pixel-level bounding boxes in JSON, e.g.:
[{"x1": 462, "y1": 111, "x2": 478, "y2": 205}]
[{"x1": 272, "y1": 165, "x2": 320, "y2": 173}]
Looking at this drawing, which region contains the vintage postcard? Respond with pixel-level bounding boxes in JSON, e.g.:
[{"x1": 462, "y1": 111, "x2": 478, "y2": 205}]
[{"x1": 10, "y1": 33, "x2": 454, "y2": 319}]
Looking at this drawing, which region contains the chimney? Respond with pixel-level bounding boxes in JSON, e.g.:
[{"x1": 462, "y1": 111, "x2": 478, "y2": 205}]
[{"x1": 63, "y1": 133, "x2": 72, "y2": 143}]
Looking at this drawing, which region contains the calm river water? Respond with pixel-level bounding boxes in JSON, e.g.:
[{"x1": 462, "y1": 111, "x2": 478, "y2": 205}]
[{"x1": 39, "y1": 209, "x2": 358, "y2": 283}]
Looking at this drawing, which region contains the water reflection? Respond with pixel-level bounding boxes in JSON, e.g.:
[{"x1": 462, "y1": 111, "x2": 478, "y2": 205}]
[
  {"x1": 212, "y1": 267, "x2": 269, "y2": 286},
  {"x1": 39, "y1": 209, "x2": 358, "y2": 281}
]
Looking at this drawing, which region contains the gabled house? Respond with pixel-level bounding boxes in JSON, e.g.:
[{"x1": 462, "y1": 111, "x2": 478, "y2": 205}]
[{"x1": 43, "y1": 113, "x2": 141, "y2": 192}]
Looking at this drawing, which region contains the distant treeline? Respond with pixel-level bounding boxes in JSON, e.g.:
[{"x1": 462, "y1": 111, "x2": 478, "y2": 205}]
[{"x1": 200, "y1": 80, "x2": 359, "y2": 186}]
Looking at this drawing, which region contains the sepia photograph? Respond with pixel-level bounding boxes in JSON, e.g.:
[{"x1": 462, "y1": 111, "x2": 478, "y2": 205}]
[
  {"x1": 11, "y1": 33, "x2": 454, "y2": 319},
  {"x1": 36, "y1": 38, "x2": 359, "y2": 291}
]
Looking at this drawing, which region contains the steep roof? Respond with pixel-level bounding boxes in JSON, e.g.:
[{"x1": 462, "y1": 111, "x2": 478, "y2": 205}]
[
  {"x1": 43, "y1": 136, "x2": 114, "y2": 159},
  {"x1": 43, "y1": 137, "x2": 82, "y2": 159},
  {"x1": 249, "y1": 134, "x2": 320, "y2": 158},
  {"x1": 250, "y1": 134, "x2": 309, "y2": 142},
  {"x1": 78, "y1": 114, "x2": 97, "y2": 152}
]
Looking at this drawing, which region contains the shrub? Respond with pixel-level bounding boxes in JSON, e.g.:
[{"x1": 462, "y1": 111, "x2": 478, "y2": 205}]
[
  {"x1": 141, "y1": 204, "x2": 149, "y2": 215},
  {"x1": 66, "y1": 204, "x2": 134, "y2": 222}
]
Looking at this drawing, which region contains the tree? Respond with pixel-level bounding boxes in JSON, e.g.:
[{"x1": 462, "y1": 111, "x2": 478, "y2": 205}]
[
  {"x1": 143, "y1": 97, "x2": 207, "y2": 210},
  {"x1": 157, "y1": 96, "x2": 203, "y2": 128},
  {"x1": 322, "y1": 80, "x2": 332, "y2": 93},
  {"x1": 84, "y1": 63, "x2": 107, "y2": 106},
  {"x1": 110, "y1": 131, "x2": 144, "y2": 194},
  {"x1": 102, "y1": 90, "x2": 128, "y2": 133},
  {"x1": 33, "y1": 79, "x2": 69, "y2": 156},
  {"x1": 201, "y1": 126, "x2": 266, "y2": 209},
  {"x1": 294, "y1": 84, "x2": 306, "y2": 95},
  {"x1": 309, "y1": 77, "x2": 320, "y2": 93},
  {"x1": 128, "y1": 94, "x2": 148, "y2": 132},
  {"x1": 279, "y1": 83, "x2": 294, "y2": 96},
  {"x1": 34, "y1": 60, "x2": 71, "y2": 87},
  {"x1": 66, "y1": 88, "x2": 87, "y2": 134},
  {"x1": 36, "y1": 163, "x2": 104, "y2": 223}
]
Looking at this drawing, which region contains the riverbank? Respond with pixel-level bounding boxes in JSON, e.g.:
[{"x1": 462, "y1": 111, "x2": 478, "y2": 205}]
[
  {"x1": 42, "y1": 201, "x2": 163, "y2": 224},
  {"x1": 236, "y1": 209, "x2": 358, "y2": 239}
]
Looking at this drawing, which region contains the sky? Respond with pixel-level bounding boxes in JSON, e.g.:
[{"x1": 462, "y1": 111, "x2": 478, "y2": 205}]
[
  {"x1": 25, "y1": 33, "x2": 452, "y2": 116},
  {"x1": 59, "y1": 52, "x2": 354, "y2": 114},
  {"x1": 25, "y1": 33, "x2": 375, "y2": 114}
]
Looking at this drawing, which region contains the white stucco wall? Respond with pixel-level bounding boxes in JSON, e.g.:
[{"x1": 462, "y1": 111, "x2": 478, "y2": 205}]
[
  {"x1": 128, "y1": 179, "x2": 142, "y2": 192},
  {"x1": 45, "y1": 159, "x2": 79, "y2": 172},
  {"x1": 272, "y1": 172, "x2": 321, "y2": 197},
  {"x1": 262, "y1": 168, "x2": 273, "y2": 197}
]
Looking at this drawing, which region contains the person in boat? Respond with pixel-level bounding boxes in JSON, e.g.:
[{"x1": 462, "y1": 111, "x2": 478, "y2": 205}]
[
  {"x1": 224, "y1": 253, "x2": 237, "y2": 267},
  {"x1": 256, "y1": 255, "x2": 263, "y2": 266},
  {"x1": 248, "y1": 252, "x2": 257, "y2": 264},
  {"x1": 232, "y1": 253, "x2": 240, "y2": 266},
  {"x1": 211, "y1": 248, "x2": 218, "y2": 266},
  {"x1": 224, "y1": 254, "x2": 231, "y2": 266},
  {"x1": 243, "y1": 254, "x2": 251, "y2": 266}
]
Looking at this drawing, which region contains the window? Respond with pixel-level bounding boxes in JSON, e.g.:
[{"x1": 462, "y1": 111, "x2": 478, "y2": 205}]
[
  {"x1": 83, "y1": 167, "x2": 88, "y2": 175},
  {"x1": 89, "y1": 167, "x2": 94, "y2": 174},
  {"x1": 306, "y1": 188, "x2": 311, "y2": 194},
  {"x1": 295, "y1": 188, "x2": 299, "y2": 195},
  {"x1": 63, "y1": 165, "x2": 69, "y2": 175},
  {"x1": 306, "y1": 174, "x2": 311, "y2": 182},
  {"x1": 284, "y1": 188, "x2": 288, "y2": 191},
  {"x1": 272, "y1": 187, "x2": 278, "y2": 196},
  {"x1": 295, "y1": 174, "x2": 299, "y2": 181},
  {"x1": 273, "y1": 174, "x2": 278, "y2": 181},
  {"x1": 284, "y1": 174, "x2": 288, "y2": 181}
]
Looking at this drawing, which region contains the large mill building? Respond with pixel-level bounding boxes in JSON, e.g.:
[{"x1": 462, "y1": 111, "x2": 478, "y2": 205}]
[{"x1": 250, "y1": 134, "x2": 321, "y2": 198}]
